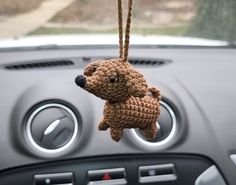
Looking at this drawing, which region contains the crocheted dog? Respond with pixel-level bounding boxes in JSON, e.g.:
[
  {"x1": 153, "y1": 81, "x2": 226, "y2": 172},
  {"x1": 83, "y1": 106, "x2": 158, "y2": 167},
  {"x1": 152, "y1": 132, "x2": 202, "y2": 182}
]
[{"x1": 75, "y1": 58, "x2": 161, "y2": 141}]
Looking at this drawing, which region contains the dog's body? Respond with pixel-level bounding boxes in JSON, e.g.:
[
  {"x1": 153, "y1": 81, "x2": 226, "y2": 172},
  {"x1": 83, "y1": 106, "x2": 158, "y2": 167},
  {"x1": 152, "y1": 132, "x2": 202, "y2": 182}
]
[
  {"x1": 75, "y1": 58, "x2": 161, "y2": 141},
  {"x1": 99, "y1": 87, "x2": 160, "y2": 141}
]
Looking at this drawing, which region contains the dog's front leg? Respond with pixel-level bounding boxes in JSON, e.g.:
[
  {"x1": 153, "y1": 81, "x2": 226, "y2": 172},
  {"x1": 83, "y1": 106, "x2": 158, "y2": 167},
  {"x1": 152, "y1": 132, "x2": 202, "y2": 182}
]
[
  {"x1": 98, "y1": 117, "x2": 110, "y2": 130},
  {"x1": 110, "y1": 127, "x2": 123, "y2": 142},
  {"x1": 143, "y1": 122, "x2": 157, "y2": 139}
]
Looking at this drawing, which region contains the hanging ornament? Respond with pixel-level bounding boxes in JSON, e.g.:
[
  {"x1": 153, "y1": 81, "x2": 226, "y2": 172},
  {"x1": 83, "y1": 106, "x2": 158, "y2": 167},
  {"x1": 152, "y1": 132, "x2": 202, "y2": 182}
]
[{"x1": 75, "y1": 0, "x2": 161, "y2": 142}]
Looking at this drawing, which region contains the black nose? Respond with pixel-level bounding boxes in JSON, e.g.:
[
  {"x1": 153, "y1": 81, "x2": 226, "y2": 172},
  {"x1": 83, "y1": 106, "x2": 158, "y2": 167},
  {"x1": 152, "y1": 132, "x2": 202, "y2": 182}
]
[{"x1": 75, "y1": 75, "x2": 86, "y2": 88}]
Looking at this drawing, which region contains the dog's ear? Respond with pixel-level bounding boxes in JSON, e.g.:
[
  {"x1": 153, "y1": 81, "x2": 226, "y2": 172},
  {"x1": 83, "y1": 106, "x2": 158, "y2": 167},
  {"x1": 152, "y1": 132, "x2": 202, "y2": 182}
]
[{"x1": 126, "y1": 69, "x2": 148, "y2": 98}]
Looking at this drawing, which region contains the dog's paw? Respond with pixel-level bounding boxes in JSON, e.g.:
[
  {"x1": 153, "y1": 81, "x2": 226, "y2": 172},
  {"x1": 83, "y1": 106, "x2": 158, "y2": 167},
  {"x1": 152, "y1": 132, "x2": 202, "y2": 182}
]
[
  {"x1": 112, "y1": 136, "x2": 121, "y2": 142},
  {"x1": 110, "y1": 128, "x2": 123, "y2": 142},
  {"x1": 98, "y1": 124, "x2": 109, "y2": 131}
]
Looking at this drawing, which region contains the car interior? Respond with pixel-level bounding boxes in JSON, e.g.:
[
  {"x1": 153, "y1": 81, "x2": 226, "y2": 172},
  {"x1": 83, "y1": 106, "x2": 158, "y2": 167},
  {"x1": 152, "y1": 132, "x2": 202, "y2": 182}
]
[{"x1": 0, "y1": 0, "x2": 236, "y2": 185}]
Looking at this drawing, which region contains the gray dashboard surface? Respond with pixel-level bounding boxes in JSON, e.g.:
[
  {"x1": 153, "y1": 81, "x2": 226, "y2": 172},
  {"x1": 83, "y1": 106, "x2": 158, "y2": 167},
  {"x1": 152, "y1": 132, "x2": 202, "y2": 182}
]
[{"x1": 0, "y1": 48, "x2": 236, "y2": 184}]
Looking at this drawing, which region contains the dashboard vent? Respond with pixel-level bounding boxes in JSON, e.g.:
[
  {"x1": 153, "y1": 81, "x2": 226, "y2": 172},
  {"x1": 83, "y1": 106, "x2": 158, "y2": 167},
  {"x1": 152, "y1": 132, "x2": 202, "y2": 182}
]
[
  {"x1": 4, "y1": 60, "x2": 74, "y2": 70},
  {"x1": 128, "y1": 58, "x2": 170, "y2": 66},
  {"x1": 2, "y1": 57, "x2": 171, "y2": 70}
]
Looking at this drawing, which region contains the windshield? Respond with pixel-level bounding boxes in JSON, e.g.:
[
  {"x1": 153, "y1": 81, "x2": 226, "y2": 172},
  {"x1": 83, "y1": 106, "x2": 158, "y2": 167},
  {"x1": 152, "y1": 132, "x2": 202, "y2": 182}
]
[{"x1": 0, "y1": 0, "x2": 235, "y2": 47}]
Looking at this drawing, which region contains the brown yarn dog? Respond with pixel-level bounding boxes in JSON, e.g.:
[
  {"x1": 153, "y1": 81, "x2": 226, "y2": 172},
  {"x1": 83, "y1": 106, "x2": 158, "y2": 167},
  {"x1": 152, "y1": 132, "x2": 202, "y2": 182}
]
[
  {"x1": 75, "y1": 0, "x2": 161, "y2": 142},
  {"x1": 75, "y1": 58, "x2": 161, "y2": 141}
]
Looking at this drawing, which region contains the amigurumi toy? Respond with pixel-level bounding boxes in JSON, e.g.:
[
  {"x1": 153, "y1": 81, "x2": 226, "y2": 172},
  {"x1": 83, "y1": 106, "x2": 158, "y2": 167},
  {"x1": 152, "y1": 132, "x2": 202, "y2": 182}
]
[{"x1": 75, "y1": 0, "x2": 161, "y2": 142}]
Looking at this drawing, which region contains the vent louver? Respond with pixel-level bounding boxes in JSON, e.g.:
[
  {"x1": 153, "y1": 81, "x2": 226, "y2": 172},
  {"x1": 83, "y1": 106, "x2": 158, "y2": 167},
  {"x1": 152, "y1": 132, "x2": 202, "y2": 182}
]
[
  {"x1": 4, "y1": 60, "x2": 74, "y2": 70},
  {"x1": 128, "y1": 58, "x2": 170, "y2": 66}
]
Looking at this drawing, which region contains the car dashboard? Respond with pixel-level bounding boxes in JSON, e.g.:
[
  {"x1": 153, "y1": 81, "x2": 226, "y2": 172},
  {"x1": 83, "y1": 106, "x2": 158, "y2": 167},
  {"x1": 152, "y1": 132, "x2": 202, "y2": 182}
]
[{"x1": 0, "y1": 46, "x2": 236, "y2": 185}]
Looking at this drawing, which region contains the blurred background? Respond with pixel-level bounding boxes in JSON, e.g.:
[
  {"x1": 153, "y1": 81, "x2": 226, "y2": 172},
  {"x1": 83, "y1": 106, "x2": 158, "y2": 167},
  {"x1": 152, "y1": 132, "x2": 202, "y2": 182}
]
[{"x1": 0, "y1": 0, "x2": 235, "y2": 43}]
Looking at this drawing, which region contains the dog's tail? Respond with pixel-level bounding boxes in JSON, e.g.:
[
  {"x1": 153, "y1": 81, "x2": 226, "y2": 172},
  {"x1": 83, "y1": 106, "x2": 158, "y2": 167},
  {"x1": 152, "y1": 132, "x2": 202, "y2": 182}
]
[{"x1": 148, "y1": 87, "x2": 161, "y2": 101}]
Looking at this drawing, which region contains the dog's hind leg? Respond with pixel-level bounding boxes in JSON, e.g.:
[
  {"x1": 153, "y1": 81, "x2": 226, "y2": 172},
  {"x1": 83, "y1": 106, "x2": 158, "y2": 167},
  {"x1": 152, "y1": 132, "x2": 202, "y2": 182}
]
[
  {"x1": 98, "y1": 117, "x2": 110, "y2": 130},
  {"x1": 143, "y1": 122, "x2": 157, "y2": 139},
  {"x1": 110, "y1": 127, "x2": 123, "y2": 142}
]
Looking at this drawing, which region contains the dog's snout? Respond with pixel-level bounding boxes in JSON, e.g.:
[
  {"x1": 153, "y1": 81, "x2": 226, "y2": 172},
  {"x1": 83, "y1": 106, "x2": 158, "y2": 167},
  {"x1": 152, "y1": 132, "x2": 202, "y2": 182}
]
[{"x1": 75, "y1": 75, "x2": 86, "y2": 88}]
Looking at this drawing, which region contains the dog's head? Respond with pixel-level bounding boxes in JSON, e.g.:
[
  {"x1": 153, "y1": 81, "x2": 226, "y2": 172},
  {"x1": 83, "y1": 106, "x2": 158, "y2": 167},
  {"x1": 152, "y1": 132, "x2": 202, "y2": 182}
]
[{"x1": 75, "y1": 58, "x2": 148, "y2": 103}]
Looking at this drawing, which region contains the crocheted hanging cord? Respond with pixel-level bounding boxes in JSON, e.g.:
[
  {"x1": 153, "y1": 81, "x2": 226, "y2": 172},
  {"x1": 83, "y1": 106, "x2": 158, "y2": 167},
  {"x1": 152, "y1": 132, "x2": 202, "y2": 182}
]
[
  {"x1": 117, "y1": 0, "x2": 133, "y2": 62},
  {"x1": 75, "y1": 0, "x2": 161, "y2": 142}
]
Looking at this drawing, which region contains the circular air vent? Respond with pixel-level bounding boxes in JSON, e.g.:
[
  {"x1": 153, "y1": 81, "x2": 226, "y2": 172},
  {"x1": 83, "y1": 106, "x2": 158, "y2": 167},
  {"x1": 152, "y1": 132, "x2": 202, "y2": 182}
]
[
  {"x1": 25, "y1": 103, "x2": 79, "y2": 155},
  {"x1": 130, "y1": 100, "x2": 178, "y2": 147}
]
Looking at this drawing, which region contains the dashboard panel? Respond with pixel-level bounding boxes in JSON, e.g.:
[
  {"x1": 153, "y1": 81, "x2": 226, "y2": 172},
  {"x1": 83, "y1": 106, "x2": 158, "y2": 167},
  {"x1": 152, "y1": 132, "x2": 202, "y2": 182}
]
[{"x1": 0, "y1": 47, "x2": 236, "y2": 185}]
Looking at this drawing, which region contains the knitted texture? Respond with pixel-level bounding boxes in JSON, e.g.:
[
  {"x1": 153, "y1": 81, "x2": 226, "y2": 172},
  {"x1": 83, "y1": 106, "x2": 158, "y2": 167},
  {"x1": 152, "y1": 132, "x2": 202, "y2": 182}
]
[
  {"x1": 76, "y1": 59, "x2": 161, "y2": 141},
  {"x1": 75, "y1": 0, "x2": 161, "y2": 142},
  {"x1": 118, "y1": 0, "x2": 123, "y2": 58}
]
